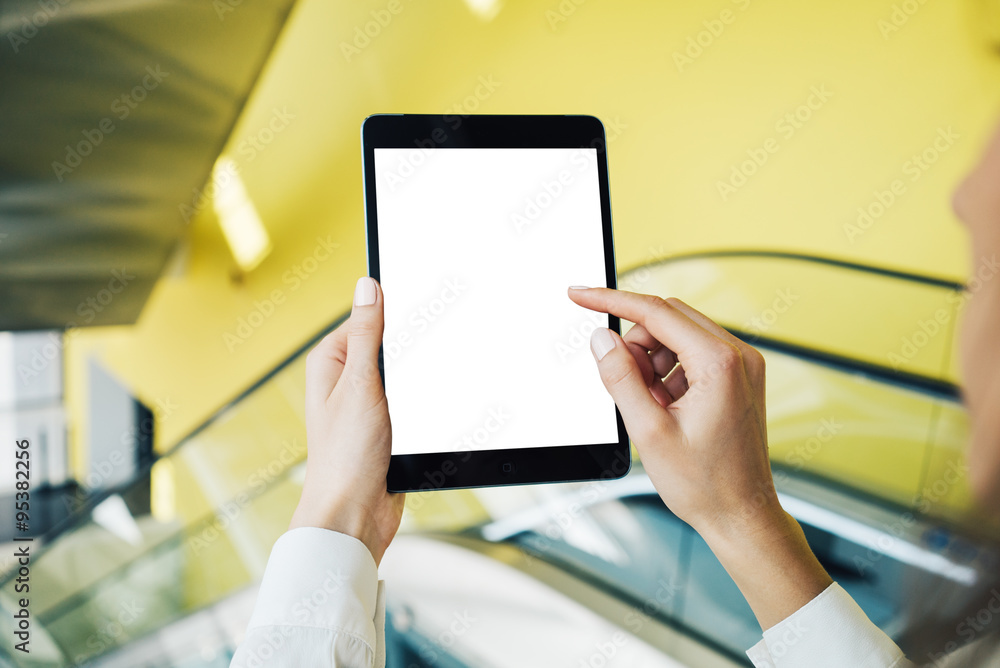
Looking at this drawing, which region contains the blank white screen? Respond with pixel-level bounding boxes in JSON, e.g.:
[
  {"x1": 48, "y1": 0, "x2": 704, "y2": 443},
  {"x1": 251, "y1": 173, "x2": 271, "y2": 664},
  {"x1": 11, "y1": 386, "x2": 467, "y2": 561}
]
[{"x1": 374, "y1": 147, "x2": 618, "y2": 456}]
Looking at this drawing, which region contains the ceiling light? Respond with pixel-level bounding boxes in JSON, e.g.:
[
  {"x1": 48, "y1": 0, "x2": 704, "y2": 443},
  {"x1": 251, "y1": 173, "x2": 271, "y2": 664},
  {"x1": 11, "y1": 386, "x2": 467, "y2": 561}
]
[
  {"x1": 212, "y1": 158, "x2": 272, "y2": 272},
  {"x1": 463, "y1": 0, "x2": 502, "y2": 21}
]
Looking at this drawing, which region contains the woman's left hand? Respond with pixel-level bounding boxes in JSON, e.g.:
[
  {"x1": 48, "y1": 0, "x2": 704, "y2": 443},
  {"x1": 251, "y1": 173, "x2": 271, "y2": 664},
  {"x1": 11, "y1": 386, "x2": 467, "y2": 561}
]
[{"x1": 289, "y1": 277, "x2": 405, "y2": 565}]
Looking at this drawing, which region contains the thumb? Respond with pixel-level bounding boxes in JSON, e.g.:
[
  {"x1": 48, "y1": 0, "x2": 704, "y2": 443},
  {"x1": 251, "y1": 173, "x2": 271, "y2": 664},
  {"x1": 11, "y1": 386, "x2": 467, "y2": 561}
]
[
  {"x1": 590, "y1": 327, "x2": 668, "y2": 444},
  {"x1": 343, "y1": 277, "x2": 385, "y2": 395}
]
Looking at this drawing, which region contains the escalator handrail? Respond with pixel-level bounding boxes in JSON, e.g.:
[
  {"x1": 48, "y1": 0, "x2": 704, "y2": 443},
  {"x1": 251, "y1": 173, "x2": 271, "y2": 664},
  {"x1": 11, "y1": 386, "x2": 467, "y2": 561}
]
[
  {"x1": 0, "y1": 251, "x2": 967, "y2": 583},
  {"x1": 620, "y1": 249, "x2": 966, "y2": 291}
]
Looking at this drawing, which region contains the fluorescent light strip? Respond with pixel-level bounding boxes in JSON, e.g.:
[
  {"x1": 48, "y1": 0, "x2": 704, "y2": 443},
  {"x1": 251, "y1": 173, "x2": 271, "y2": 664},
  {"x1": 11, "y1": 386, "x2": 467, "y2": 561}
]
[
  {"x1": 479, "y1": 475, "x2": 655, "y2": 542},
  {"x1": 212, "y1": 158, "x2": 271, "y2": 272},
  {"x1": 481, "y1": 473, "x2": 979, "y2": 585},
  {"x1": 778, "y1": 493, "x2": 978, "y2": 585}
]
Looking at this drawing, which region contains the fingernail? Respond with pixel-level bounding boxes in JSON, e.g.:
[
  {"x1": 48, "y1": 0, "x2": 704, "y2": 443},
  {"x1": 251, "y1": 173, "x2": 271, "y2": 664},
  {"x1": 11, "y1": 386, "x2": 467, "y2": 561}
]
[
  {"x1": 568, "y1": 285, "x2": 590, "y2": 290},
  {"x1": 591, "y1": 327, "x2": 615, "y2": 361},
  {"x1": 354, "y1": 277, "x2": 376, "y2": 306}
]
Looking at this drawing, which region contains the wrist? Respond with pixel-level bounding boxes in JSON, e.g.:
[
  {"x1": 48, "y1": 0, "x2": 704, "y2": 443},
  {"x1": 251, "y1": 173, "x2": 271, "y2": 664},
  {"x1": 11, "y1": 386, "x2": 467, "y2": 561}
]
[
  {"x1": 691, "y1": 487, "x2": 791, "y2": 551},
  {"x1": 696, "y1": 498, "x2": 833, "y2": 630},
  {"x1": 698, "y1": 492, "x2": 814, "y2": 574},
  {"x1": 289, "y1": 494, "x2": 381, "y2": 563}
]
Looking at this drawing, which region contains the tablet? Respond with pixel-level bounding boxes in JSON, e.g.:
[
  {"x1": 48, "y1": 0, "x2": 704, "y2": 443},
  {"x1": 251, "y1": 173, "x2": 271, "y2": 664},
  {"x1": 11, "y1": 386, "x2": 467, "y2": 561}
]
[{"x1": 362, "y1": 114, "x2": 630, "y2": 492}]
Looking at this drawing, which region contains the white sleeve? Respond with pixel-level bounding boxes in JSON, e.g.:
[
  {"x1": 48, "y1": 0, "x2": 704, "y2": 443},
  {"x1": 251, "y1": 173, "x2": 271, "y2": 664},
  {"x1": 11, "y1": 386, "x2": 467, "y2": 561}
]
[
  {"x1": 746, "y1": 582, "x2": 915, "y2": 668},
  {"x1": 230, "y1": 527, "x2": 386, "y2": 668}
]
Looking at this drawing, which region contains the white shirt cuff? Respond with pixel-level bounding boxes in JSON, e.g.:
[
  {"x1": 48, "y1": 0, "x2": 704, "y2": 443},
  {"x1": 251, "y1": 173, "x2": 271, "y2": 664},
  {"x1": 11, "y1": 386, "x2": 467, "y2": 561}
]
[
  {"x1": 233, "y1": 527, "x2": 384, "y2": 667},
  {"x1": 746, "y1": 582, "x2": 911, "y2": 668}
]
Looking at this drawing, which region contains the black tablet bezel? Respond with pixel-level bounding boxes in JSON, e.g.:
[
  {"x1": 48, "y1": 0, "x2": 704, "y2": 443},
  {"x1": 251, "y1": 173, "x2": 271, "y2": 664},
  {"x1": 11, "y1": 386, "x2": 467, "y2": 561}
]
[{"x1": 362, "y1": 114, "x2": 630, "y2": 492}]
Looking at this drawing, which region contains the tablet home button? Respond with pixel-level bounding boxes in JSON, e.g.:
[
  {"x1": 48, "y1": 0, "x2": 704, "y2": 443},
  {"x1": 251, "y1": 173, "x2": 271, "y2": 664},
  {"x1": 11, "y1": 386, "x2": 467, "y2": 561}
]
[{"x1": 501, "y1": 461, "x2": 516, "y2": 475}]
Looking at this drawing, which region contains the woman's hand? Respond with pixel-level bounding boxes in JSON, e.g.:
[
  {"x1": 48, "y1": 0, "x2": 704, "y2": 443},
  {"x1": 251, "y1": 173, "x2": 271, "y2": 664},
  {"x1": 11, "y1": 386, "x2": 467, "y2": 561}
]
[
  {"x1": 289, "y1": 277, "x2": 404, "y2": 565},
  {"x1": 568, "y1": 287, "x2": 831, "y2": 629},
  {"x1": 569, "y1": 288, "x2": 776, "y2": 535}
]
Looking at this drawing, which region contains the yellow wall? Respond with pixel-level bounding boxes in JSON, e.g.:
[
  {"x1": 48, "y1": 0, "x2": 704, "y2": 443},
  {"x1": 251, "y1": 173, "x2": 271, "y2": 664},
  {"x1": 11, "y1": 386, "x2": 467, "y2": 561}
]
[{"x1": 65, "y1": 0, "x2": 1000, "y2": 471}]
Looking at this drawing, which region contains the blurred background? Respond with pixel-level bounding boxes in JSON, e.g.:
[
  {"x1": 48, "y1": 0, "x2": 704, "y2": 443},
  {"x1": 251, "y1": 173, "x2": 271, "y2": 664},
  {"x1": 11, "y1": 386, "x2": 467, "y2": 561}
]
[{"x1": 2, "y1": 0, "x2": 1000, "y2": 666}]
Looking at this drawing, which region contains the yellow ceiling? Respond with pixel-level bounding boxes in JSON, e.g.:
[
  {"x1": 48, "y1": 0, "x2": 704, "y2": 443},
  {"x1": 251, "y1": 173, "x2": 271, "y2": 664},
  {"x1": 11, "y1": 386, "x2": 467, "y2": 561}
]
[{"x1": 65, "y1": 0, "x2": 1000, "y2": 473}]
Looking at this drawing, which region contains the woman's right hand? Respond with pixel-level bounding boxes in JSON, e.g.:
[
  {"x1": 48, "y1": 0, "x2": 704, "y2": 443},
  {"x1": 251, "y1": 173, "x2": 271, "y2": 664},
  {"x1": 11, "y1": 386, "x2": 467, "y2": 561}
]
[
  {"x1": 568, "y1": 287, "x2": 832, "y2": 629},
  {"x1": 568, "y1": 288, "x2": 777, "y2": 537}
]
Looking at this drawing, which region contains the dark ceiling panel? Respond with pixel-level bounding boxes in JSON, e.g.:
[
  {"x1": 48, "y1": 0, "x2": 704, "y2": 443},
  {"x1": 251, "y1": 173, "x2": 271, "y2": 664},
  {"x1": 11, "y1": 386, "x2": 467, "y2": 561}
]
[{"x1": 0, "y1": 0, "x2": 297, "y2": 330}]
